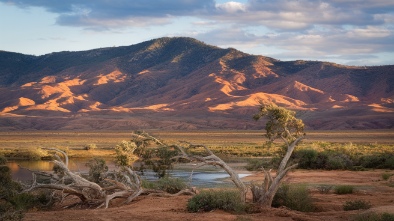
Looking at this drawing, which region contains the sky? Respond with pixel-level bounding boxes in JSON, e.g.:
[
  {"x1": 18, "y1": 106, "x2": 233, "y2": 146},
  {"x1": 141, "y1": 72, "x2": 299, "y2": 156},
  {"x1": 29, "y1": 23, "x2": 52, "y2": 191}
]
[{"x1": 0, "y1": 0, "x2": 393, "y2": 66}]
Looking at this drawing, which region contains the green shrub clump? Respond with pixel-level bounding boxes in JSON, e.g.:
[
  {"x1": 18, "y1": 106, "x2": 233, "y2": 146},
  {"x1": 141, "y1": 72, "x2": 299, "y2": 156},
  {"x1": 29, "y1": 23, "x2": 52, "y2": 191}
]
[
  {"x1": 85, "y1": 158, "x2": 108, "y2": 183},
  {"x1": 358, "y1": 154, "x2": 394, "y2": 169},
  {"x1": 382, "y1": 173, "x2": 392, "y2": 181},
  {"x1": 343, "y1": 200, "x2": 371, "y2": 211},
  {"x1": 334, "y1": 185, "x2": 355, "y2": 194},
  {"x1": 294, "y1": 149, "x2": 318, "y2": 169},
  {"x1": 187, "y1": 189, "x2": 246, "y2": 213},
  {"x1": 245, "y1": 158, "x2": 275, "y2": 171},
  {"x1": 353, "y1": 212, "x2": 394, "y2": 221},
  {"x1": 245, "y1": 158, "x2": 264, "y2": 171},
  {"x1": 294, "y1": 150, "x2": 353, "y2": 170},
  {"x1": 156, "y1": 176, "x2": 187, "y2": 194},
  {"x1": 272, "y1": 183, "x2": 315, "y2": 212},
  {"x1": 142, "y1": 176, "x2": 187, "y2": 194},
  {"x1": 292, "y1": 145, "x2": 394, "y2": 170},
  {"x1": 1, "y1": 155, "x2": 51, "y2": 221}
]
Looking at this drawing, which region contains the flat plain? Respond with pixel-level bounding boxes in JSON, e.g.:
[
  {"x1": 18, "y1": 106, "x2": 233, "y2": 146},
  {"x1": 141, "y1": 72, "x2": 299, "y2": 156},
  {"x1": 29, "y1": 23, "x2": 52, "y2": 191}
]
[
  {"x1": 1, "y1": 130, "x2": 393, "y2": 221},
  {"x1": 1, "y1": 130, "x2": 393, "y2": 151}
]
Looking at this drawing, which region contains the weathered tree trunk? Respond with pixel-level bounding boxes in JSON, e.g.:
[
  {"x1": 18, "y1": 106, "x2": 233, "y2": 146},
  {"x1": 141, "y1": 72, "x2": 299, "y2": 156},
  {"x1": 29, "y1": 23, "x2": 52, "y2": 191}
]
[
  {"x1": 251, "y1": 137, "x2": 303, "y2": 207},
  {"x1": 24, "y1": 147, "x2": 196, "y2": 209},
  {"x1": 23, "y1": 148, "x2": 143, "y2": 209},
  {"x1": 129, "y1": 130, "x2": 303, "y2": 207},
  {"x1": 173, "y1": 142, "x2": 248, "y2": 202}
]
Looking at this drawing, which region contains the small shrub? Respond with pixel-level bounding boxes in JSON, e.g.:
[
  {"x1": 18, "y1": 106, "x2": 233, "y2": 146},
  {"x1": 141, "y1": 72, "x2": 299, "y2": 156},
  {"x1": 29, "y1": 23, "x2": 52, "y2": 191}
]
[
  {"x1": 141, "y1": 179, "x2": 157, "y2": 189},
  {"x1": 317, "y1": 185, "x2": 333, "y2": 194},
  {"x1": 0, "y1": 205, "x2": 24, "y2": 221},
  {"x1": 343, "y1": 200, "x2": 371, "y2": 211},
  {"x1": 187, "y1": 189, "x2": 246, "y2": 213},
  {"x1": 150, "y1": 147, "x2": 178, "y2": 178},
  {"x1": 334, "y1": 185, "x2": 354, "y2": 194},
  {"x1": 115, "y1": 141, "x2": 138, "y2": 167},
  {"x1": 326, "y1": 153, "x2": 353, "y2": 170},
  {"x1": 0, "y1": 162, "x2": 25, "y2": 220},
  {"x1": 156, "y1": 176, "x2": 187, "y2": 194},
  {"x1": 1, "y1": 159, "x2": 52, "y2": 221},
  {"x1": 314, "y1": 151, "x2": 329, "y2": 169},
  {"x1": 359, "y1": 154, "x2": 394, "y2": 169},
  {"x1": 27, "y1": 147, "x2": 48, "y2": 160},
  {"x1": 353, "y1": 212, "x2": 381, "y2": 221},
  {"x1": 0, "y1": 155, "x2": 6, "y2": 164},
  {"x1": 84, "y1": 143, "x2": 97, "y2": 150},
  {"x1": 382, "y1": 173, "x2": 392, "y2": 181},
  {"x1": 381, "y1": 213, "x2": 394, "y2": 221},
  {"x1": 245, "y1": 158, "x2": 268, "y2": 171},
  {"x1": 272, "y1": 183, "x2": 315, "y2": 212},
  {"x1": 9, "y1": 192, "x2": 38, "y2": 210},
  {"x1": 141, "y1": 177, "x2": 187, "y2": 194},
  {"x1": 85, "y1": 158, "x2": 108, "y2": 183},
  {"x1": 294, "y1": 149, "x2": 318, "y2": 169}
]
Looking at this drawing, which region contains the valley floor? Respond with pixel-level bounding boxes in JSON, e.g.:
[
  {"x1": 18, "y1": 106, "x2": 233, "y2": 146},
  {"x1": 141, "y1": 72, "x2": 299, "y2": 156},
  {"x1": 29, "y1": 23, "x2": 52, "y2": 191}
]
[
  {"x1": 1, "y1": 130, "x2": 394, "y2": 151},
  {"x1": 24, "y1": 169, "x2": 394, "y2": 221}
]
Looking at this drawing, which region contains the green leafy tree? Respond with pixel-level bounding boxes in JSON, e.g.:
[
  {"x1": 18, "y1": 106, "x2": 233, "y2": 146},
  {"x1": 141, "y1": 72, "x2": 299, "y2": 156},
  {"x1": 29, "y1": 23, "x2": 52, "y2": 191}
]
[
  {"x1": 253, "y1": 103, "x2": 304, "y2": 143},
  {"x1": 114, "y1": 141, "x2": 138, "y2": 167},
  {"x1": 251, "y1": 103, "x2": 305, "y2": 207},
  {"x1": 129, "y1": 131, "x2": 178, "y2": 178}
]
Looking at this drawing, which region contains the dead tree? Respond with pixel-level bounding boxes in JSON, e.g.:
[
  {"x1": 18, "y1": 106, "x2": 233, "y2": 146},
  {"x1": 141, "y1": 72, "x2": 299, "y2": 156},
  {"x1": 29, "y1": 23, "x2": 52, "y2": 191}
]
[
  {"x1": 129, "y1": 103, "x2": 304, "y2": 207},
  {"x1": 129, "y1": 132, "x2": 248, "y2": 202},
  {"x1": 251, "y1": 103, "x2": 305, "y2": 207},
  {"x1": 23, "y1": 148, "x2": 143, "y2": 209},
  {"x1": 175, "y1": 142, "x2": 247, "y2": 202}
]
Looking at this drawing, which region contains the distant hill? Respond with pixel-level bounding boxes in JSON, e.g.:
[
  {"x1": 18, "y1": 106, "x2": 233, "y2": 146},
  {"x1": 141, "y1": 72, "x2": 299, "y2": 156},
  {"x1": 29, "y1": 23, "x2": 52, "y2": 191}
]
[{"x1": 0, "y1": 37, "x2": 393, "y2": 130}]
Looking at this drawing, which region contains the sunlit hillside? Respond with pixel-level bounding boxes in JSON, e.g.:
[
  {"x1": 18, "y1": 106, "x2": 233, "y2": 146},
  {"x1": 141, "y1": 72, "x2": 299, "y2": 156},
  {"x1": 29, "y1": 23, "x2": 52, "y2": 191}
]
[{"x1": 0, "y1": 37, "x2": 393, "y2": 130}]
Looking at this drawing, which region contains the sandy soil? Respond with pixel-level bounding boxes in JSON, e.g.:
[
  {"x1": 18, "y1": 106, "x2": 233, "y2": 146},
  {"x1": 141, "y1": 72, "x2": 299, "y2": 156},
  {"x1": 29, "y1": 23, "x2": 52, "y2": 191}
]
[{"x1": 24, "y1": 170, "x2": 394, "y2": 221}]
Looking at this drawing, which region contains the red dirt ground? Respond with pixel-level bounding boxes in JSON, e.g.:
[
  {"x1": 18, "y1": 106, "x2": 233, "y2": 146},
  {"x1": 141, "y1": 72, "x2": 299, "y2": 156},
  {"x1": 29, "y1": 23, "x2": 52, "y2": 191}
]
[{"x1": 24, "y1": 170, "x2": 394, "y2": 221}]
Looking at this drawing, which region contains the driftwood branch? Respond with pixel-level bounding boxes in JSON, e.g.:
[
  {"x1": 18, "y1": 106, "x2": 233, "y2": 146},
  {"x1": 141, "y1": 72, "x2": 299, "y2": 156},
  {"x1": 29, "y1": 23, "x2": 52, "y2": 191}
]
[
  {"x1": 171, "y1": 141, "x2": 248, "y2": 202},
  {"x1": 24, "y1": 145, "x2": 195, "y2": 210},
  {"x1": 23, "y1": 149, "x2": 145, "y2": 209}
]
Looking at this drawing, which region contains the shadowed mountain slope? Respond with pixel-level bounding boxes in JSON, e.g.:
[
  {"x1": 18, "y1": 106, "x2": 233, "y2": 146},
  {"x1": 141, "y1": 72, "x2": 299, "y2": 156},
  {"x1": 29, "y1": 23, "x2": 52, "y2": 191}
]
[{"x1": 0, "y1": 37, "x2": 393, "y2": 130}]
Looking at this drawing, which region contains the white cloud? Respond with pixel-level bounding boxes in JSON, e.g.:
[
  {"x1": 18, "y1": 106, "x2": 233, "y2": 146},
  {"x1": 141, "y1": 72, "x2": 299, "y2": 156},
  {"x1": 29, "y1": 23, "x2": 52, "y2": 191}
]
[
  {"x1": 216, "y1": 1, "x2": 246, "y2": 13},
  {"x1": 1, "y1": 0, "x2": 393, "y2": 65},
  {"x1": 347, "y1": 26, "x2": 391, "y2": 38},
  {"x1": 192, "y1": 20, "x2": 217, "y2": 26}
]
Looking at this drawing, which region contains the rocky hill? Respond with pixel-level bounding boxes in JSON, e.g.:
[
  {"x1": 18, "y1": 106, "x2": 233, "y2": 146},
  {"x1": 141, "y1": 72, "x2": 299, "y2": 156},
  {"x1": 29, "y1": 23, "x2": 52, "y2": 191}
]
[{"x1": 0, "y1": 37, "x2": 393, "y2": 130}]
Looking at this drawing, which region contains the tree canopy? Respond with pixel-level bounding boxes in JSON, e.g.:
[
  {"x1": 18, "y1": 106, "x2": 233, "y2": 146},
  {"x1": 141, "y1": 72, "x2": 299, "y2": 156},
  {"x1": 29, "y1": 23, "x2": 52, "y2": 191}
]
[
  {"x1": 253, "y1": 103, "x2": 304, "y2": 143},
  {"x1": 252, "y1": 103, "x2": 305, "y2": 207}
]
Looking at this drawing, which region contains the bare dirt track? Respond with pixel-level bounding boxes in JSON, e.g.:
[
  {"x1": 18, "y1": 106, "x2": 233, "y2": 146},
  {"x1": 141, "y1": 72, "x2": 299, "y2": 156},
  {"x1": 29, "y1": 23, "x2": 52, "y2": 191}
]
[{"x1": 24, "y1": 170, "x2": 394, "y2": 221}]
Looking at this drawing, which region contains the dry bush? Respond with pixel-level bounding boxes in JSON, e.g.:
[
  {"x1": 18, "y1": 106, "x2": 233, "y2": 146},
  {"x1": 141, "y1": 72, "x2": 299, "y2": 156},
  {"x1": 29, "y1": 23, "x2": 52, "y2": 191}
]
[
  {"x1": 335, "y1": 185, "x2": 355, "y2": 194},
  {"x1": 272, "y1": 183, "x2": 315, "y2": 212},
  {"x1": 343, "y1": 200, "x2": 371, "y2": 211},
  {"x1": 187, "y1": 189, "x2": 246, "y2": 213}
]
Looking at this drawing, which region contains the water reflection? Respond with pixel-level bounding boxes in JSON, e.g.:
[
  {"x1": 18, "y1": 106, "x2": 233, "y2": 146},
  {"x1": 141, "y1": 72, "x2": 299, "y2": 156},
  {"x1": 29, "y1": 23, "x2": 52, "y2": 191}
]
[
  {"x1": 7, "y1": 158, "x2": 116, "y2": 182},
  {"x1": 166, "y1": 170, "x2": 250, "y2": 188},
  {"x1": 8, "y1": 159, "x2": 250, "y2": 188}
]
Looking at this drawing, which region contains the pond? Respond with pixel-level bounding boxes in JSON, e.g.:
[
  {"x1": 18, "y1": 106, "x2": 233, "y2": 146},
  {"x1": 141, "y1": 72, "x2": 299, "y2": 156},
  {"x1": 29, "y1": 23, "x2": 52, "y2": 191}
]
[{"x1": 7, "y1": 159, "x2": 251, "y2": 188}]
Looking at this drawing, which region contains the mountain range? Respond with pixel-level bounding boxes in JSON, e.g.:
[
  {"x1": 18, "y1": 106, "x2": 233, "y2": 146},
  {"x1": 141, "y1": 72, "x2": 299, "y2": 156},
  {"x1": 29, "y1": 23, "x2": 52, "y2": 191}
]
[{"x1": 0, "y1": 37, "x2": 393, "y2": 130}]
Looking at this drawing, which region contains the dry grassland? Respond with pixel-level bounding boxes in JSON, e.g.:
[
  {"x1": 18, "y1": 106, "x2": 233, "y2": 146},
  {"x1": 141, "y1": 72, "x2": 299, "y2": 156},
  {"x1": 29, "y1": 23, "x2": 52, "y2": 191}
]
[{"x1": 1, "y1": 130, "x2": 393, "y2": 149}]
